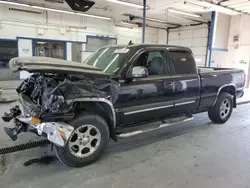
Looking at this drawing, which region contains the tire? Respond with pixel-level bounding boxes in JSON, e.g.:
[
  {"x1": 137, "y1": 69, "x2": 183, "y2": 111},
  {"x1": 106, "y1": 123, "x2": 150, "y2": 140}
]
[
  {"x1": 55, "y1": 112, "x2": 110, "y2": 167},
  {"x1": 208, "y1": 92, "x2": 233, "y2": 124}
]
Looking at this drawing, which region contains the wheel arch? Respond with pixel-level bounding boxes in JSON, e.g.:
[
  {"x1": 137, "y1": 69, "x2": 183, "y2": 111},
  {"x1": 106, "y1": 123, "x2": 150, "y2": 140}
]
[
  {"x1": 213, "y1": 84, "x2": 236, "y2": 107},
  {"x1": 67, "y1": 98, "x2": 117, "y2": 142}
]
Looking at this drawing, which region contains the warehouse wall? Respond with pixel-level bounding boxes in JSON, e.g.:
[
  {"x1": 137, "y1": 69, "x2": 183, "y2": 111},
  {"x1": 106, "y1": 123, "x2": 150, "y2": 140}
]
[
  {"x1": 0, "y1": 5, "x2": 160, "y2": 44},
  {"x1": 209, "y1": 12, "x2": 231, "y2": 68},
  {"x1": 211, "y1": 14, "x2": 250, "y2": 87},
  {"x1": 157, "y1": 30, "x2": 168, "y2": 44},
  {"x1": 168, "y1": 24, "x2": 209, "y2": 67},
  {"x1": 227, "y1": 15, "x2": 250, "y2": 86},
  {"x1": 213, "y1": 12, "x2": 231, "y2": 49},
  {"x1": 0, "y1": 4, "x2": 167, "y2": 79}
]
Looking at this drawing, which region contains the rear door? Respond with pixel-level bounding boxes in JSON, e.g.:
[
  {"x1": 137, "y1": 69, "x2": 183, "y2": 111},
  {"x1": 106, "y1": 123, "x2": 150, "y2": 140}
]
[
  {"x1": 168, "y1": 49, "x2": 200, "y2": 114},
  {"x1": 115, "y1": 47, "x2": 175, "y2": 125}
]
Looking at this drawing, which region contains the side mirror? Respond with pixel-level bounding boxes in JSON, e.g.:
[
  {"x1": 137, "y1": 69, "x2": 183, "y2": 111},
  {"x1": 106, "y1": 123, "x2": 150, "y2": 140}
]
[{"x1": 131, "y1": 66, "x2": 148, "y2": 78}]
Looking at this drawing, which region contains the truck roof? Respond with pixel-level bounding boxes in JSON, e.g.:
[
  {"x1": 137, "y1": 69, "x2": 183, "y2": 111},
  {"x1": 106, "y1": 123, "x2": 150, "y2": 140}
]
[{"x1": 106, "y1": 44, "x2": 191, "y2": 52}]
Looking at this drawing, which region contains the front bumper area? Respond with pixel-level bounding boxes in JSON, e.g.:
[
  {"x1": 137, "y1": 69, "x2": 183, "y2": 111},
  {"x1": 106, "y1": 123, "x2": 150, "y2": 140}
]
[
  {"x1": 2, "y1": 106, "x2": 74, "y2": 147},
  {"x1": 18, "y1": 117, "x2": 74, "y2": 147}
]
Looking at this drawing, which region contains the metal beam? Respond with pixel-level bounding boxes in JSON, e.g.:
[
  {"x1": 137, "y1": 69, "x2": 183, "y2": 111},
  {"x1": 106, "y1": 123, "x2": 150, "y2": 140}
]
[
  {"x1": 123, "y1": 13, "x2": 181, "y2": 27},
  {"x1": 142, "y1": 0, "x2": 146, "y2": 43}
]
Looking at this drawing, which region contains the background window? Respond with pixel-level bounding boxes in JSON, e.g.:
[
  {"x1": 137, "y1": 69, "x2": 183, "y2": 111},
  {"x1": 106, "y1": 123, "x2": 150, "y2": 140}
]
[
  {"x1": 0, "y1": 40, "x2": 19, "y2": 80},
  {"x1": 72, "y1": 43, "x2": 93, "y2": 63},
  {"x1": 86, "y1": 37, "x2": 116, "y2": 52},
  {"x1": 72, "y1": 43, "x2": 82, "y2": 63},
  {"x1": 0, "y1": 41, "x2": 17, "y2": 68},
  {"x1": 170, "y1": 51, "x2": 196, "y2": 75},
  {"x1": 34, "y1": 40, "x2": 65, "y2": 59}
]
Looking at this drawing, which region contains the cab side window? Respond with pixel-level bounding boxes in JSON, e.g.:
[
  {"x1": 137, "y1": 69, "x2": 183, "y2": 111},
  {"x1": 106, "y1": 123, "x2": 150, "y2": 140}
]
[
  {"x1": 169, "y1": 51, "x2": 196, "y2": 75},
  {"x1": 133, "y1": 50, "x2": 167, "y2": 76}
]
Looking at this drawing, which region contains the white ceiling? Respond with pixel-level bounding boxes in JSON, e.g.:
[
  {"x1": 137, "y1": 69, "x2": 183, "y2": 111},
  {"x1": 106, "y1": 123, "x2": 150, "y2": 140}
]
[
  {"x1": 2, "y1": 0, "x2": 245, "y2": 27},
  {"x1": 211, "y1": 0, "x2": 250, "y2": 14}
]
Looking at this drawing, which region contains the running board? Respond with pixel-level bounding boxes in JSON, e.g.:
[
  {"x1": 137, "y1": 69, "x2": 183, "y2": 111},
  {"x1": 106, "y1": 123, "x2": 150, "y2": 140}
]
[{"x1": 117, "y1": 115, "x2": 194, "y2": 138}]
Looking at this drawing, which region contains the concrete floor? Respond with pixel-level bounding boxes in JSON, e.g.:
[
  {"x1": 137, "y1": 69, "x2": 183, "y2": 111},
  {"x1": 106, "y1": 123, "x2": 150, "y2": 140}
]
[{"x1": 0, "y1": 102, "x2": 250, "y2": 188}]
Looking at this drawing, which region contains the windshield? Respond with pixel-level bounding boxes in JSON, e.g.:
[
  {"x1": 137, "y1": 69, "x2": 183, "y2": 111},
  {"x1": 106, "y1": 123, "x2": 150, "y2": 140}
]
[{"x1": 84, "y1": 46, "x2": 131, "y2": 74}]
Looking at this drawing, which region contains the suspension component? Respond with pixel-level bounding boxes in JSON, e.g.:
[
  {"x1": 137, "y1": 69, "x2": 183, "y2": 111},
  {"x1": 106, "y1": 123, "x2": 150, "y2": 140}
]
[
  {"x1": 4, "y1": 119, "x2": 28, "y2": 141},
  {"x1": 2, "y1": 105, "x2": 21, "y2": 122}
]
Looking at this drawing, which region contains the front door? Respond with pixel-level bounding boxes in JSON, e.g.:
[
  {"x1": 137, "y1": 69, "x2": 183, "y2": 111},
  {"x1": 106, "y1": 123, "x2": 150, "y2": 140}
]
[{"x1": 114, "y1": 48, "x2": 175, "y2": 126}]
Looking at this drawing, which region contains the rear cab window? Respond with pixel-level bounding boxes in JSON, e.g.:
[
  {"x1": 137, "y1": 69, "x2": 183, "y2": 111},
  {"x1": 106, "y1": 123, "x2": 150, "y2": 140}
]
[{"x1": 169, "y1": 50, "x2": 197, "y2": 75}]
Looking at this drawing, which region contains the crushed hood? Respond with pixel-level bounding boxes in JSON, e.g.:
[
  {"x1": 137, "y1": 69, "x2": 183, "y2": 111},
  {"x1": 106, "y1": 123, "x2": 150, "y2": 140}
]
[{"x1": 9, "y1": 56, "x2": 109, "y2": 76}]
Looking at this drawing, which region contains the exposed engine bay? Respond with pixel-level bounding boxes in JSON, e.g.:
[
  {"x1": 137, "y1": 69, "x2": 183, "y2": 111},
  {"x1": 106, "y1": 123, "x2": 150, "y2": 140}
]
[
  {"x1": 16, "y1": 73, "x2": 119, "y2": 117},
  {"x1": 17, "y1": 73, "x2": 65, "y2": 114}
]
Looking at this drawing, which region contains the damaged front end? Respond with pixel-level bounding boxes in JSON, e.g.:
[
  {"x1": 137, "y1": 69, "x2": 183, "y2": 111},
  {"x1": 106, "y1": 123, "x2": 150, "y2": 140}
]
[
  {"x1": 3, "y1": 57, "x2": 119, "y2": 147},
  {"x1": 3, "y1": 74, "x2": 75, "y2": 146}
]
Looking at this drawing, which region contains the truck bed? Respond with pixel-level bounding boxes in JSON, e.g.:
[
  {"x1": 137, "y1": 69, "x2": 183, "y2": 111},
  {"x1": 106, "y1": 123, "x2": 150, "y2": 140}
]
[{"x1": 197, "y1": 67, "x2": 245, "y2": 112}]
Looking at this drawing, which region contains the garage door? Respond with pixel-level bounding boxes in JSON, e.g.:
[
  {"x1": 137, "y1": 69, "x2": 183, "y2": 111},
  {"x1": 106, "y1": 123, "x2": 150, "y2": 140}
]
[{"x1": 168, "y1": 24, "x2": 209, "y2": 67}]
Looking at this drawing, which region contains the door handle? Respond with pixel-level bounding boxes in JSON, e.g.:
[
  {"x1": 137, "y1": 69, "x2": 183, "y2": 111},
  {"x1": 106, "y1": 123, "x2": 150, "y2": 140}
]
[
  {"x1": 164, "y1": 82, "x2": 173, "y2": 88},
  {"x1": 165, "y1": 82, "x2": 173, "y2": 85}
]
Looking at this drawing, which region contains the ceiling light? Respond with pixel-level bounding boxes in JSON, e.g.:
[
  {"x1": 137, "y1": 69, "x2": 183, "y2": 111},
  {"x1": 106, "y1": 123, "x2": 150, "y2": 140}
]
[
  {"x1": 115, "y1": 25, "x2": 133, "y2": 29},
  {"x1": 168, "y1": 8, "x2": 201, "y2": 18},
  {"x1": 0, "y1": 0, "x2": 112, "y2": 20},
  {"x1": 146, "y1": 18, "x2": 167, "y2": 23},
  {"x1": 9, "y1": 7, "x2": 42, "y2": 14},
  {"x1": 32, "y1": 6, "x2": 76, "y2": 15},
  {"x1": 223, "y1": 0, "x2": 248, "y2": 6},
  {"x1": 200, "y1": 1, "x2": 239, "y2": 15},
  {"x1": 0, "y1": 0, "x2": 30, "y2": 7},
  {"x1": 107, "y1": 0, "x2": 148, "y2": 9},
  {"x1": 146, "y1": 17, "x2": 181, "y2": 26},
  {"x1": 167, "y1": 13, "x2": 207, "y2": 24},
  {"x1": 76, "y1": 13, "x2": 112, "y2": 20},
  {"x1": 167, "y1": 13, "x2": 189, "y2": 20},
  {"x1": 184, "y1": 1, "x2": 208, "y2": 9},
  {"x1": 230, "y1": 2, "x2": 250, "y2": 8},
  {"x1": 32, "y1": 6, "x2": 112, "y2": 20},
  {"x1": 121, "y1": 21, "x2": 138, "y2": 27},
  {"x1": 236, "y1": 5, "x2": 250, "y2": 10}
]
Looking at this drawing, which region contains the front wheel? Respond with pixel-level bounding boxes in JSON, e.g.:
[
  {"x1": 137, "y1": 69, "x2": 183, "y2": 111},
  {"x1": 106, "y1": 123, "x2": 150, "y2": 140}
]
[
  {"x1": 208, "y1": 92, "x2": 233, "y2": 124},
  {"x1": 55, "y1": 112, "x2": 110, "y2": 167}
]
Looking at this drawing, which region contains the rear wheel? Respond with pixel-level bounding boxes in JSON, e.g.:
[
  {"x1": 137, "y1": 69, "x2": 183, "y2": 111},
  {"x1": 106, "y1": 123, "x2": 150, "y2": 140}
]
[
  {"x1": 55, "y1": 112, "x2": 110, "y2": 167},
  {"x1": 208, "y1": 92, "x2": 233, "y2": 124}
]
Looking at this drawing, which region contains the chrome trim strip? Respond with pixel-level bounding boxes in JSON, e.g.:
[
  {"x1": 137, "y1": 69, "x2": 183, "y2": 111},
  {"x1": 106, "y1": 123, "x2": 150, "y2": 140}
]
[
  {"x1": 124, "y1": 104, "x2": 173, "y2": 115},
  {"x1": 175, "y1": 101, "x2": 196, "y2": 106},
  {"x1": 66, "y1": 97, "x2": 116, "y2": 128}
]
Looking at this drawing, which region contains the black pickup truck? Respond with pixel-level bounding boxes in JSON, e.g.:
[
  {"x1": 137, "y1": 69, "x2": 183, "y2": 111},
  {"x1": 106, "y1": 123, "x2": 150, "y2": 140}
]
[{"x1": 3, "y1": 44, "x2": 245, "y2": 167}]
